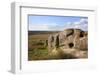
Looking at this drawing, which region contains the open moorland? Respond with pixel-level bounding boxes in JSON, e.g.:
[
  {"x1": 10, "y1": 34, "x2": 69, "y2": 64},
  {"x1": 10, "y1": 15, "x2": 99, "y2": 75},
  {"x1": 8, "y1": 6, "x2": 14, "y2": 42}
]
[
  {"x1": 28, "y1": 29, "x2": 88, "y2": 61},
  {"x1": 28, "y1": 31, "x2": 60, "y2": 60}
]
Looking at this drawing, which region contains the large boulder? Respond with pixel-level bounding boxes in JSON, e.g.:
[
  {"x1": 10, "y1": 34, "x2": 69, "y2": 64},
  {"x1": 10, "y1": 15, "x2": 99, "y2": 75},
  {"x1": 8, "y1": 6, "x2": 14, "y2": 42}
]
[
  {"x1": 48, "y1": 35, "x2": 54, "y2": 51},
  {"x1": 48, "y1": 28, "x2": 88, "y2": 58}
]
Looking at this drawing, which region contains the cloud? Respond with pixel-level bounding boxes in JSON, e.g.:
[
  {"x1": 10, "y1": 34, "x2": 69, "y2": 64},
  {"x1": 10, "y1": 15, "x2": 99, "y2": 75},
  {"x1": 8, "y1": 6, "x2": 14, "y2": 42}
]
[
  {"x1": 29, "y1": 18, "x2": 88, "y2": 31},
  {"x1": 78, "y1": 18, "x2": 88, "y2": 31},
  {"x1": 29, "y1": 23, "x2": 59, "y2": 31},
  {"x1": 29, "y1": 24, "x2": 49, "y2": 31},
  {"x1": 64, "y1": 18, "x2": 88, "y2": 31}
]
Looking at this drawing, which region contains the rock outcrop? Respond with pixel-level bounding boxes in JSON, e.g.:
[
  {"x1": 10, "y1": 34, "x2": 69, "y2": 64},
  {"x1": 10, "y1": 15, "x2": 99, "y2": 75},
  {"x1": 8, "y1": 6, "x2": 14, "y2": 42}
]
[{"x1": 48, "y1": 29, "x2": 88, "y2": 58}]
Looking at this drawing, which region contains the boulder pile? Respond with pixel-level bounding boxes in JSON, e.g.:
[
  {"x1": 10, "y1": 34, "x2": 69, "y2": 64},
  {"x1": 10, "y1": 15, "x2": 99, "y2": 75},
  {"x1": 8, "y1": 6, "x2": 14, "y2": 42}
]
[{"x1": 48, "y1": 29, "x2": 88, "y2": 58}]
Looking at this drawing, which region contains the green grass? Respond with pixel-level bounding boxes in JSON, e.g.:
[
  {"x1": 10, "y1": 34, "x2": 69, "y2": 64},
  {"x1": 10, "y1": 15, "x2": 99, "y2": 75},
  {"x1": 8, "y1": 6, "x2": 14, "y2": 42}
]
[
  {"x1": 28, "y1": 47, "x2": 49, "y2": 60},
  {"x1": 28, "y1": 47, "x2": 78, "y2": 60},
  {"x1": 28, "y1": 32, "x2": 88, "y2": 61}
]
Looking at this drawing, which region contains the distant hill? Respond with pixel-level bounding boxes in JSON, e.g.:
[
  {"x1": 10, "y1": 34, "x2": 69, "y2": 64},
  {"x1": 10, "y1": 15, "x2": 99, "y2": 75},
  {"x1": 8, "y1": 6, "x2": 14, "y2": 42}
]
[{"x1": 28, "y1": 31, "x2": 60, "y2": 35}]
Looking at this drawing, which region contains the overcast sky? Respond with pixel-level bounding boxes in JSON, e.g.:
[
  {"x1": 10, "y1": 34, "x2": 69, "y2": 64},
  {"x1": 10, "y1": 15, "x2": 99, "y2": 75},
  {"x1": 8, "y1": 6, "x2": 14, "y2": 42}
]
[{"x1": 28, "y1": 15, "x2": 88, "y2": 31}]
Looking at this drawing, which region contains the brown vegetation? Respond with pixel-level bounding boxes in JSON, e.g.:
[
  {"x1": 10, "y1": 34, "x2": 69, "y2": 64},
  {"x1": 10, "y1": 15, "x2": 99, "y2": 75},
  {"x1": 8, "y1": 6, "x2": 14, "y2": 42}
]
[{"x1": 28, "y1": 29, "x2": 88, "y2": 61}]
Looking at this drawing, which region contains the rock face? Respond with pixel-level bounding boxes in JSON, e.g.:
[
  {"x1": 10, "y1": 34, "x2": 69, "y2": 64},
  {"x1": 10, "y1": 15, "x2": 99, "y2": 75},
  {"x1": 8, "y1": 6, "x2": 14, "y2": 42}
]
[{"x1": 48, "y1": 29, "x2": 88, "y2": 58}]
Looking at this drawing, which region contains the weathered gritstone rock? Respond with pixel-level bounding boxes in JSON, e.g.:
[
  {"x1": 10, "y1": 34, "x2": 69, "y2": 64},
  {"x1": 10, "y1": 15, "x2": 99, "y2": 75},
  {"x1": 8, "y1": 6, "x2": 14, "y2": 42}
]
[
  {"x1": 48, "y1": 35, "x2": 54, "y2": 51},
  {"x1": 48, "y1": 28, "x2": 88, "y2": 58},
  {"x1": 44, "y1": 40, "x2": 48, "y2": 47}
]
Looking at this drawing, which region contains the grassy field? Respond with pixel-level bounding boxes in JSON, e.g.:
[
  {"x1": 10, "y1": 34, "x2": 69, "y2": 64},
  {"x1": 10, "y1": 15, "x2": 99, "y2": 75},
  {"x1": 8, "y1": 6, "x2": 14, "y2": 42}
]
[
  {"x1": 28, "y1": 31, "x2": 88, "y2": 61},
  {"x1": 28, "y1": 31, "x2": 61, "y2": 60}
]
